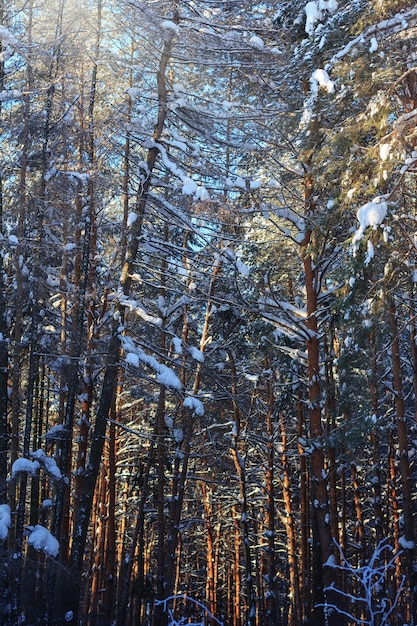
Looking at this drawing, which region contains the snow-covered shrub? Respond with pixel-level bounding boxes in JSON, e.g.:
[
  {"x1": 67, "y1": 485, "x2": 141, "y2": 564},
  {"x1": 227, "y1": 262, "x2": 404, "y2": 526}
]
[
  {"x1": 154, "y1": 595, "x2": 223, "y2": 626},
  {"x1": 321, "y1": 539, "x2": 404, "y2": 626}
]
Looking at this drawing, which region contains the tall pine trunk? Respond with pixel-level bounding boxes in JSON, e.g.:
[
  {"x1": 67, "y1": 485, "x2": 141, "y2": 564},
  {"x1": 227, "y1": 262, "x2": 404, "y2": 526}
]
[
  {"x1": 388, "y1": 295, "x2": 415, "y2": 621},
  {"x1": 301, "y1": 166, "x2": 335, "y2": 624}
]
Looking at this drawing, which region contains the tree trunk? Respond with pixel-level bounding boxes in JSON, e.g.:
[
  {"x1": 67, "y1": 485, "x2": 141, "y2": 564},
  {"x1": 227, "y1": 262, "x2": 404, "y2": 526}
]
[
  {"x1": 296, "y1": 392, "x2": 311, "y2": 622},
  {"x1": 369, "y1": 329, "x2": 384, "y2": 543},
  {"x1": 351, "y1": 462, "x2": 365, "y2": 564},
  {"x1": 301, "y1": 167, "x2": 335, "y2": 624},
  {"x1": 280, "y1": 413, "x2": 300, "y2": 626},
  {"x1": 229, "y1": 350, "x2": 256, "y2": 626},
  {"x1": 263, "y1": 377, "x2": 280, "y2": 626},
  {"x1": 153, "y1": 390, "x2": 168, "y2": 626},
  {"x1": 233, "y1": 506, "x2": 242, "y2": 626},
  {"x1": 388, "y1": 295, "x2": 415, "y2": 619},
  {"x1": 201, "y1": 481, "x2": 217, "y2": 624}
]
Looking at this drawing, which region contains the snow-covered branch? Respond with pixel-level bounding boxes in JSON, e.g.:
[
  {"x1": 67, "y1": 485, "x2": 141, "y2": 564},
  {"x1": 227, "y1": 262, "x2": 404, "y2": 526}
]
[
  {"x1": 154, "y1": 594, "x2": 224, "y2": 626},
  {"x1": 320, "y1": 540, "x2": 404, "y2": 626}
]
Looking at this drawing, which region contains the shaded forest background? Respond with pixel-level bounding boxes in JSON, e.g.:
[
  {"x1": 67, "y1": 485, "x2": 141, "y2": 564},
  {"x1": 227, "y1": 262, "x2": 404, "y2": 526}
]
[{"x1": 1, "y1": 0, "x2": 417, "y2": 624}]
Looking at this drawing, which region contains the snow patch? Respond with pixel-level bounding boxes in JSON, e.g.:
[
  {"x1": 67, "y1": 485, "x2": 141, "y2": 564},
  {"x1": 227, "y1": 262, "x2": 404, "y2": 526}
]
[
  {"x1": 236, "y1": 258, "x2": 250, "y2": 277},
  {"x1": 64, "y1": 242, "x2": 77, "y2": 251},
  {"x1": 164, "y1": 415, "x2": 174, "y2": 429},
  {"x1": 123, "y1": 338, "x2": 182, "y2": 390},
  {"x1": 352, "y1": 197, "x2": 388, "y2": 247},
  {"x1": 31, "y1": 449, "x2": 62, "y2": 480},
  {"x1": 183, "y1": 396, "x2": 205, "y2": 416},
  {"x1": 0, "y1": 89, "x2": 21, "y2": 102},
  {"x1": 11, "y1": 458, "x2": 40, "y2": 478},
  {"x1": 182, "y1": 177, "x2": 198, "y2": 195},
  {"x1": 189, "y1": 346, "x2": 204, "y2": 363},
  {"x1": 0, "y1": 25, "x2": 18, "y2": 49},
  {"x1": 311, "y1": 69, "x2": 334, "y2": 94},
  {"x1": 0, "y1": 504, "x2": 11, "y2": 540},
  {"x1": 305, "y1": 1, "x2": 338, "y2": 35},
  {"x1": 173, "y1": 427, "x2": 184, "y2": 444},
  {"x1": 127, "y1": 212, "x2": 138, "y2": 227},
  {"x1": 233, "y1": 176, "x2": 246, "y2": 190},
  {"x1": 172, "y1": 337, "x2": 182, "y2": 355},
  {"x1": 379, "y1": 143, "x2": 392, "y2": 161},
  {"x1": 160, "y1": 20, "x2": 180, "y2": 36},
  {"x1": 0, "y1": 25, "x2": 18, "y2": 64},
  {"x1": 27, "y1": 525, "x2": 59, "y2": 557},
  {"x1": 399, "y1": 535, "x2": 415, "y2": 550},
  {"x1": 119, "y1": 296, "x2": 162, "y2": 326},
  {"x1": 156, "y1": 366, "x2": 182, "y2": 389},
  {"x1": 305, "y1": 2, "x2": 323, "y2": 35},
  {"x1": 369, "y1": 37, "x2": 378, "y2": 53},
  {"x1": 195, "y1": 185, "x2": 210, "y2": 201},
  {"x1": 249, "y1": 35, "x2": 264, "y2": 49},
  {"x1": 364, "y1": 240, "x2": 374, "y2": 266},
  {"x1": 45, "y1": 424, "x2": 65, "y2": 441}
]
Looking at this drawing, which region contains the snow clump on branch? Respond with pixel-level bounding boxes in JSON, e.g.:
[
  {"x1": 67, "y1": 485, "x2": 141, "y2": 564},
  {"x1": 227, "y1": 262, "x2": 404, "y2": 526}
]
[
  {"x1": 0, "y1": 24, "x2": 18, "y2": 61},
  {"x1": 0, "y1": 504, "x2": 11, "y2": 540},
  {"x1": 31, "y1": 448, "x2": 62, "y2": 480},
  {"x1": 311, "y1": 68, "x2": 335, "y2": 94},
  {"x1": 183, "y1": 396, "x2": 205, "y2": 417},
  {"x1": 249, "y1": 35, "x2": 265, "y2": 50},
  {"x1": 160, "y1": 20, "x2": 180, "y2": 38},
  {"x1": 27, "y1": 524, "x2": 59, "y2": 558},
  {"x1": 11, "y1": 458, "x2": 40, "y2": 478},
  {"x1": 304, "y1": 1, "x2": 338, "y2": 36},
  {"x1": 353, "y1": 197, "x2": 388, "y2": 240}
]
